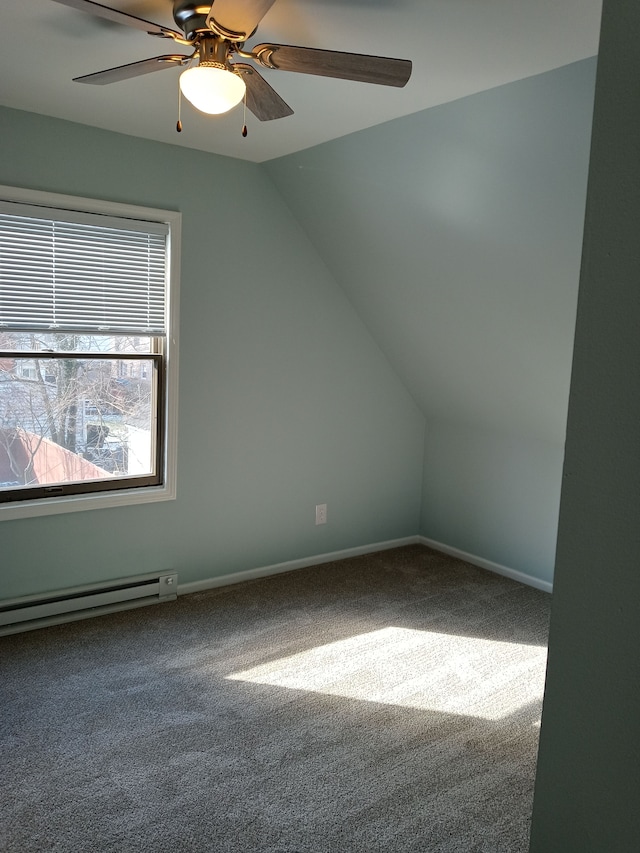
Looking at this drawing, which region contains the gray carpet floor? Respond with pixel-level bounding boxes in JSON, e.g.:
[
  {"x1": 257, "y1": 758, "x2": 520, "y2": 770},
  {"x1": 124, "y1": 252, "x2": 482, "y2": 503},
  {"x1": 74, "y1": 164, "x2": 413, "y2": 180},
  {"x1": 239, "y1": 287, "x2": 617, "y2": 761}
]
[{"x1": 0, "y1": 545, "x2": 550, "y2": 853}]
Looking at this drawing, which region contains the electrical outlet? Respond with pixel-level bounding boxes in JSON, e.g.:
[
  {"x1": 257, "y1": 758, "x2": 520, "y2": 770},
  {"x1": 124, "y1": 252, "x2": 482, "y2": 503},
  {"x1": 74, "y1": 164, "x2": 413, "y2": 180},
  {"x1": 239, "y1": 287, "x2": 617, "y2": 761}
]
[{"x1": 315, "y1": 503, "x2": 327, "y2": 525}]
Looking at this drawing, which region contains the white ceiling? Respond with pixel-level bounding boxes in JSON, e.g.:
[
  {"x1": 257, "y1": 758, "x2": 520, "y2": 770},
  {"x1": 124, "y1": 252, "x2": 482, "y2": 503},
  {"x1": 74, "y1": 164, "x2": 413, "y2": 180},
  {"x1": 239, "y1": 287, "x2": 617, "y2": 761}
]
[{"x1": 1, "y1": 0, "x2": 602, "y2": 163}]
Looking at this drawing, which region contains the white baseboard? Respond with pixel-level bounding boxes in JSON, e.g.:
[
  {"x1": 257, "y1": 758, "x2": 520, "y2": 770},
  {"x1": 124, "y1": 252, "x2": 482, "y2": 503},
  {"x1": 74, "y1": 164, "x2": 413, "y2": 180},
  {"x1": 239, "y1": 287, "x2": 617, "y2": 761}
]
[
  {"x1": 178, "y1": 534, "x2": 553, "y2": 597},
  {"x1": 418, "y1": 536, "x2": 553, "y2": 593},
  {"x1": 178, "y1": 536, "x2": 421, "y2": 596}
]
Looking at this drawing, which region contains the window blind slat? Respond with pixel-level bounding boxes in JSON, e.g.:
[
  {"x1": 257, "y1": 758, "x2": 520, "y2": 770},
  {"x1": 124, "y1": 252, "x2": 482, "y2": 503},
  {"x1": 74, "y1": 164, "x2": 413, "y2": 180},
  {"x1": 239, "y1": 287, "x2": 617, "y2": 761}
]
[{"x1": 0, "y1": 207, "x2": 168, "y2": 335}]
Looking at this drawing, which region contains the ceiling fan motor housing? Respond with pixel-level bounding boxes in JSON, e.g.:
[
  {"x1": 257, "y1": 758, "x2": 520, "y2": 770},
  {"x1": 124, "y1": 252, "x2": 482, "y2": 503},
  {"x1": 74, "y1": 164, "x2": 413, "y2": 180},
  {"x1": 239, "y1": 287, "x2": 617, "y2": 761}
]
[
  {"x1": 172, "y1": 1, "x2": 250, "y2": 43},
  {"x1": 173, "y1": 1, "x2": 214, "y2": 42}
]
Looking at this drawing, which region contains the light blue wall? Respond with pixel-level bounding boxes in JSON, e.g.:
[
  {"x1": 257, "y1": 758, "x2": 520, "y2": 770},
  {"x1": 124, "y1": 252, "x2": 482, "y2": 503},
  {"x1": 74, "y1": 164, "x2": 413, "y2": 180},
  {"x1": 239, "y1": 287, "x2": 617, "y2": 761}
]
[
  {"x1": 0, "y1": 107, "x2": 424, "y2": 600},
  {"x1": 0, "y1": 56, "x2": 597, "y2": 595},
  {"x1": 266, "y1": 59, "x2": 597, "y2": 582},
  {"x1": 422, "y1": 422, "x2": 563, "y2": 585}
]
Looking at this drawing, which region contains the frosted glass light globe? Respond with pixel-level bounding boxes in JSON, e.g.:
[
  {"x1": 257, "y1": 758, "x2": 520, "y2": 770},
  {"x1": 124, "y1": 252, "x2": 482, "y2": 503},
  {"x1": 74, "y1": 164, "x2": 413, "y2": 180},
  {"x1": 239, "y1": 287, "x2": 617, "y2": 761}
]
[{"x1": 179, "y1": 66, "x2": 246, "y2": 115}]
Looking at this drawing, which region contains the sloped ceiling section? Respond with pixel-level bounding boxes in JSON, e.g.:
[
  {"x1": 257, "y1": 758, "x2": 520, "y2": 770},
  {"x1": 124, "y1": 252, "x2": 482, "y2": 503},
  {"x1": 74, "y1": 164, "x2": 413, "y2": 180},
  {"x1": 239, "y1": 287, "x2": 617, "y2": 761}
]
[{"x1": 265, "y1": 59, "x2": 598, "y2": 442}]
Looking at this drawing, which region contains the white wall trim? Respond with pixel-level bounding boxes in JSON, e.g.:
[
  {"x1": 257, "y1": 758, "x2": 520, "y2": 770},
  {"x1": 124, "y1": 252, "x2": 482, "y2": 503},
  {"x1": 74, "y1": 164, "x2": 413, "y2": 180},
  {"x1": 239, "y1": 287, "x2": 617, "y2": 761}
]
[
  {"x1": 178, "y1": 534, "x2": 553, "y2": 597},
  {"x1": 178, "y1": 536, "x2": 421, "y2": 596},
  {"x1": 418, "y1": 536, "x2": 553, "y2": 593}
]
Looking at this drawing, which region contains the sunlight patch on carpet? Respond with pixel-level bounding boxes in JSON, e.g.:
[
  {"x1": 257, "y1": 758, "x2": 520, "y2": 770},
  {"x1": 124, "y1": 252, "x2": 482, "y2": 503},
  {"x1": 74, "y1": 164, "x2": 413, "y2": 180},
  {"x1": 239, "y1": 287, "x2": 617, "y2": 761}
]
[{"x1": 227, "y1": 626, "x2": 547, "y2": 721}]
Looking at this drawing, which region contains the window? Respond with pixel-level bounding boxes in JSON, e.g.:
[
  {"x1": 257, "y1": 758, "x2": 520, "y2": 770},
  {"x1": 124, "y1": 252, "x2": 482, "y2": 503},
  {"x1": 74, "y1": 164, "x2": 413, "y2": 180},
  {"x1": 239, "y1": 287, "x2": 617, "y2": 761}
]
[{"x1": 0, "y1": 186, "x2": 179, "y2": 519}]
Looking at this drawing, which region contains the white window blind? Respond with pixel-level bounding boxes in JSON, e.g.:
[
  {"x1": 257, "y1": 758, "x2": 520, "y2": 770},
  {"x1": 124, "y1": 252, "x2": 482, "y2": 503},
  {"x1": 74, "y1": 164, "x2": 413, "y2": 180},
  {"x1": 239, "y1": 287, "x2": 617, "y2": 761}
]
[{"x1": 0, "y1": 201, "x2": 168, "y2": 335}]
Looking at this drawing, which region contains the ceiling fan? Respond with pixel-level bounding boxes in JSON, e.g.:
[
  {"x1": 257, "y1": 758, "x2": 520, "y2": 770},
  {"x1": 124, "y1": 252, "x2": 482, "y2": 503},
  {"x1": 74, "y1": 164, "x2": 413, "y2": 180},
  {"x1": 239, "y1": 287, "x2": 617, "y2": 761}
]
[{"x1": 51, "y1": 0, "x2": 412, "y2": 125}]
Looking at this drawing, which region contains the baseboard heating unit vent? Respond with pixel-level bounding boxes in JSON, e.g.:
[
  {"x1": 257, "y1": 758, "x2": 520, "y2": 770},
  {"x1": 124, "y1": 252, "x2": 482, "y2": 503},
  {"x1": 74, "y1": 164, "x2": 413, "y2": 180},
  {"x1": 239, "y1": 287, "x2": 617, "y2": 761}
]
[{"x1": 0, "y1": 572, "x2": 178, "y2": 636}]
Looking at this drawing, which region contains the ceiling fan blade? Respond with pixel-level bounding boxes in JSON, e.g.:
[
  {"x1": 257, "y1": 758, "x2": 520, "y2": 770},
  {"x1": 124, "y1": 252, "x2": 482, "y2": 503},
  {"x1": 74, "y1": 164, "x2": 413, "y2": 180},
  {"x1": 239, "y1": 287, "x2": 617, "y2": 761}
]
[
  {"x1": 73, "y1": 55, "x2": 188, "y2": 85},
  {"x1": 51, "y1": 0, "x2": 184, "y2": 40},
  {"x1": 253, "y1": 44, "x2": 412, "y2": 88},
  {"x1": 206, "y1": 0, "x2": 277, "y2": 41},
  {"x1": 234, "y1": 63, "x2": 293, "y2": 121}
]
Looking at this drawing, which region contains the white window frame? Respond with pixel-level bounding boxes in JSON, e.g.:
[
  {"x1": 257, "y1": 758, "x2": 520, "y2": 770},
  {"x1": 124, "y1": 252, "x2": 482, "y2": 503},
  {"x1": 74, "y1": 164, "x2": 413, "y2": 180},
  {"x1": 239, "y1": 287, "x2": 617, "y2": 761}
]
[{"x1": 0, "y1": 185, "x2": 180, "y2": 521}]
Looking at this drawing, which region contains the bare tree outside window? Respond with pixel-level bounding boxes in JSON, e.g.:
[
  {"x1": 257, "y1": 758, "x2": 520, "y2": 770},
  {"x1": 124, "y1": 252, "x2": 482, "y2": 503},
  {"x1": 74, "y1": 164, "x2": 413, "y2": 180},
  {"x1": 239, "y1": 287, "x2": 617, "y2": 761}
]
[{"x1": 0, "y1": 332, "x2": 157, "y2": 491}]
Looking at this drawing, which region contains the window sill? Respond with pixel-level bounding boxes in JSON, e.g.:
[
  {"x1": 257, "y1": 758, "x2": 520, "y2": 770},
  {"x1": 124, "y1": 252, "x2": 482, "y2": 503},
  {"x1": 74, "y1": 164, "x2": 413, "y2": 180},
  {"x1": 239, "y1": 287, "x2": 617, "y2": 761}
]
[{"x1": 0, "y1": 479, "x2": 176, "y2": 521}]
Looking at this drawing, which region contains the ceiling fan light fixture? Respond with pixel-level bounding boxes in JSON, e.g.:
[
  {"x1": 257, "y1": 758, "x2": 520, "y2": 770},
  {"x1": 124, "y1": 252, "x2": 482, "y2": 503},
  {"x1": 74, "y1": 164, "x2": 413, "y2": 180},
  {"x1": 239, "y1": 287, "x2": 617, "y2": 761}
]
[{"x1": 179, "y1": 63, "x2": 246, "y2": 115}]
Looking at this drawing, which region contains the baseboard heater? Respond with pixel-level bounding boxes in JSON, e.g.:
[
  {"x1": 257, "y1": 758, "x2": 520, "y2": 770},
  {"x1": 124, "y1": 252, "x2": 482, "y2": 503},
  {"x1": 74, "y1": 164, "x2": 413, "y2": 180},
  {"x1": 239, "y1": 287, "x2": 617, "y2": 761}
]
[{"x1": 0, "y1": 572, "x2": 178, "y2": 636}]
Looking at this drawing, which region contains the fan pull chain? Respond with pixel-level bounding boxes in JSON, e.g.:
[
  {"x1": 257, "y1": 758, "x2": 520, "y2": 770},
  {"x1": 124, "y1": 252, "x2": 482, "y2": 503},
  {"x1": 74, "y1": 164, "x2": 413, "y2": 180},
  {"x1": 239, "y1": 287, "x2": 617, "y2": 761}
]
[
  {"x1": 241, "y1": 88, "x2": 248, "y2": 138},
  {"x1": 176, "y1": 84, "x2": 183, "y2": 133}
]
